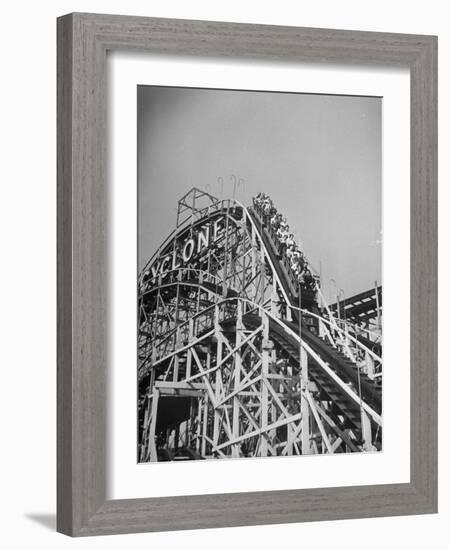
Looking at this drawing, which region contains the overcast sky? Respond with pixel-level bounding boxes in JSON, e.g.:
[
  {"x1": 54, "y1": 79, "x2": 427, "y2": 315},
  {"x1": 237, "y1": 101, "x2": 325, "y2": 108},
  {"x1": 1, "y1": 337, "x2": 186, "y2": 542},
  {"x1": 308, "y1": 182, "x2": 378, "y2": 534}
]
[{"x1": 138, "y1": 86, "x2": 382, "y2": 302}]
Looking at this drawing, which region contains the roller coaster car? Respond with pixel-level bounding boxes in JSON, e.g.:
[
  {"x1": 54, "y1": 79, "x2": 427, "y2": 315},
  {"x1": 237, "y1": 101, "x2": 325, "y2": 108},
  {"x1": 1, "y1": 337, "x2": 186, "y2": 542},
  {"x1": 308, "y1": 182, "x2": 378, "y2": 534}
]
[{"x1": 303, "y1": 314, "x2": 319, "y2": 334}]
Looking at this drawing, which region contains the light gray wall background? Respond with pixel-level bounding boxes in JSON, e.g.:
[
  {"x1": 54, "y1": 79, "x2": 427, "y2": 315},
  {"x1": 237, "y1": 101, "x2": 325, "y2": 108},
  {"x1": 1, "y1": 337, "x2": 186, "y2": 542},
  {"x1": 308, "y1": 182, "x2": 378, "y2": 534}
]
[{"x1": 138, "y1": 86, "x2": 382, "y2": 302}]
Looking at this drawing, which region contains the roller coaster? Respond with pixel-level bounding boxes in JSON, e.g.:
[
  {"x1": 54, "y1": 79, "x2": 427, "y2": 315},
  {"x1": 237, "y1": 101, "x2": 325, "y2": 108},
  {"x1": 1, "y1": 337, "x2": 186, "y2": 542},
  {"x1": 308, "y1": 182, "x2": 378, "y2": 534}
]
[{"x1": 138, "y1": 188, "x2": 382, "y2": 462}]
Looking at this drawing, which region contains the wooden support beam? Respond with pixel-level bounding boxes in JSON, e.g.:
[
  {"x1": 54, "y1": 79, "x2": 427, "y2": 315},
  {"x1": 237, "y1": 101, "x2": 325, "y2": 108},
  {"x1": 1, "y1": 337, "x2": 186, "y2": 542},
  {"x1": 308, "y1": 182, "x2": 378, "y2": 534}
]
[
  {"x1": 214, "y1": 413, "x2": 302, "y2": 452},
  {"x1": 305, "y1": 389, "x2": 333, "y2": 454},
  {"x1": 260, "y1": 311, "x2": 270, "y2": 456},
  {"x1": 311, "y1": 400, "x2": 359, "y2": 452},
  {"x1": 300, "y1": 345, "x2": 311, "y2": 455},
  {"x1": 361, "y1": 409, "x2": 374, "y2": 451},
  {"x1": 231, "y1": 304, "x2": 243, "y2": 457},
  {"x1": 186, "y1": 318, "x2": 194, "y2": 378},
  {"x1": 148, "y1": 388, "x2": 160, "y2": 462}
]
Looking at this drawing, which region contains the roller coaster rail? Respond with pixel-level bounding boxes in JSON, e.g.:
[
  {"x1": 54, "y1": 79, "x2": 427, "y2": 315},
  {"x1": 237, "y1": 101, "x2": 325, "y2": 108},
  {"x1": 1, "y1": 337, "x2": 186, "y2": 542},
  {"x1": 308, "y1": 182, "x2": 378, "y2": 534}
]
[{"x1": 138, "y1": 188, "x2": 382, "y2": 462}]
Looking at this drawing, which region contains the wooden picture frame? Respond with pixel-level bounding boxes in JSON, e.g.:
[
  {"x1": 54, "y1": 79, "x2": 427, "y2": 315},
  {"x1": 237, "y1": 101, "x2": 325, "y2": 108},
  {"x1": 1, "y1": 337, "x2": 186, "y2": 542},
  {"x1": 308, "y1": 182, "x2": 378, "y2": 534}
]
[{"x1": 57, "y1": 12, "x2": 438, "y2": 536}]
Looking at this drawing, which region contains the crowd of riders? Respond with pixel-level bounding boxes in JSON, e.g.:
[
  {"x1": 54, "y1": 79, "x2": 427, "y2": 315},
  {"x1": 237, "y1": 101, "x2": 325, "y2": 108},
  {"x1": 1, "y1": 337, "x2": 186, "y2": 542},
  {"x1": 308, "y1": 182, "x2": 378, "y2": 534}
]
[{"x1": 253, "y1": 192, "x2": 315, "y2": 290}]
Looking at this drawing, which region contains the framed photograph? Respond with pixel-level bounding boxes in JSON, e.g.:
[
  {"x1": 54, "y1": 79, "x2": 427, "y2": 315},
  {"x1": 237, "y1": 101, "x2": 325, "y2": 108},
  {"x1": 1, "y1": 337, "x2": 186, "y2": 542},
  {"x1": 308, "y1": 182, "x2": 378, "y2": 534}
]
[{"x1": 57, "y1": 13, "x2": 437, "y2": 536}]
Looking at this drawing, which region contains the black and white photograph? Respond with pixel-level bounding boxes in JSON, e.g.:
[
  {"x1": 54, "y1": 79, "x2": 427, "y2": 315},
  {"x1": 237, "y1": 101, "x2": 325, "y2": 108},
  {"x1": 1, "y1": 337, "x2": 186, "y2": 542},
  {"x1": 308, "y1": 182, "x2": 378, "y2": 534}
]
[{"x1": 137, "y1": 85, "x2": 383, "y2": 463}]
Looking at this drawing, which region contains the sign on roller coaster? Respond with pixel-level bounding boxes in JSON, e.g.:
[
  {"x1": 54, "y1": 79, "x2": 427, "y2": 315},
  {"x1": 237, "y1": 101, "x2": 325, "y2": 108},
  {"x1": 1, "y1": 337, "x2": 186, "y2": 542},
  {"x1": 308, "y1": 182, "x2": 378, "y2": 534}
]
[{"x1": 138, "y1": 188, "x2": 382, "y2": 462}]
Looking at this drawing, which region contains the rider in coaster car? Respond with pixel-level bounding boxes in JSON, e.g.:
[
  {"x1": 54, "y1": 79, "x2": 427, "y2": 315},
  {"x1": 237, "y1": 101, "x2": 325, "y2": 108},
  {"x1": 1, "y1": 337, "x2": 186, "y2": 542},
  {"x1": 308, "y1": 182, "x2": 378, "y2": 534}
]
[
  {"x1": 278, "y1": 224, "x2": 289, "y2": 256},
  {"x1": 286, "y1": 233, "x2": 295, "y2": 249},
  {"x1": 292, "y1": 246, "x2": 302, "y2": 263},
  {"x1": 292, "y1": 262, "x2": 304, "y2": 286},
  {"x1": 262, "y1": 197, "x2": 273, "y2": 216},
  {"x1": 253, "y1": 192, "x2": 264, "y2": 211},
  {"x1": 270, "y1": 212, "x2": 280, "y2": 231},
  {"x1": 294, "y1": 249, "x2": 304, "y2": 272},
  {"x1": 303, "y1": 265, "x2": 315, "y2": 289},
  {"x1": 276, "y1": 222, "x2": 286, "y2": 242}
]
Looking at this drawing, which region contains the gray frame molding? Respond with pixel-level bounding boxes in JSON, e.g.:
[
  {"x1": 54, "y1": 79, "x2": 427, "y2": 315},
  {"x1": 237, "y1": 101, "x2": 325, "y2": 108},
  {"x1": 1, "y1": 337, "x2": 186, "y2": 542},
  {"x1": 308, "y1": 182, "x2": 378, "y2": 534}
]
[{"x1": 57, "y1": 12, "x2": 438, "y2": 536}]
